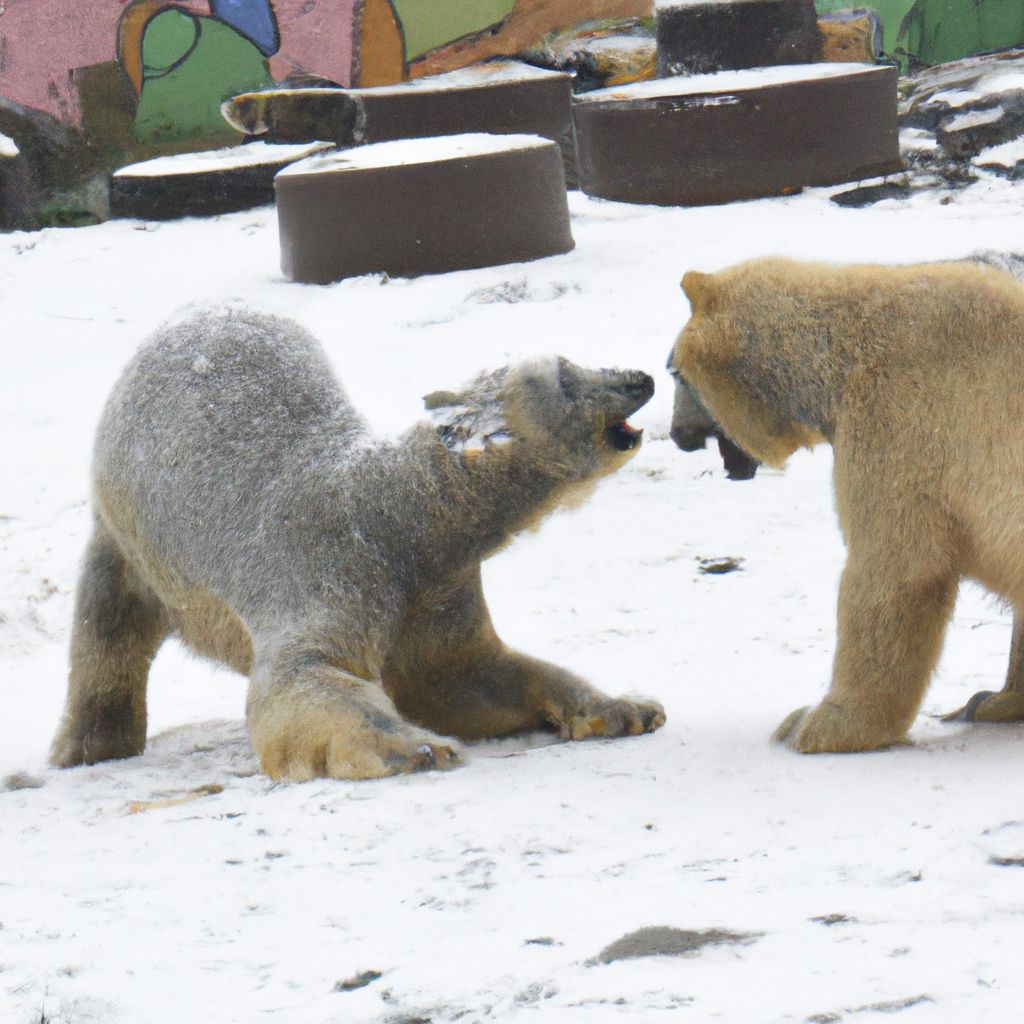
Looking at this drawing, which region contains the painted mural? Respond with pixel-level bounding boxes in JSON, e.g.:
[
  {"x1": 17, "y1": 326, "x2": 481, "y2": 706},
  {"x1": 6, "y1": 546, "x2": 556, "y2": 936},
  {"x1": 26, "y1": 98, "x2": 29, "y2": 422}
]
[
  {"x1": 0, "y1": 0, "x2": 651, "y2": 154},
  {"x1": 0, "y1": 0, "x2": 357, "y2": 147}
]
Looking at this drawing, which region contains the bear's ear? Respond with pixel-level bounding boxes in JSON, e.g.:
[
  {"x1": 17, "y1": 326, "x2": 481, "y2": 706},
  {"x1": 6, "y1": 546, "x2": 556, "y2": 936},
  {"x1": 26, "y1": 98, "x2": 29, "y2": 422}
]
[{"x1": 681, "y1": 270, "x2": 715, "y2": 310}]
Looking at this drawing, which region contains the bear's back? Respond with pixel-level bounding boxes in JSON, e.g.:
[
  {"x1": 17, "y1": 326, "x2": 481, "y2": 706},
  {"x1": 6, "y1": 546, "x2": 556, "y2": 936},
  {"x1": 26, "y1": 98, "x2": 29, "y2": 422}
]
[{"x1": 91, "y1": 311, "x2": 368, "y2": 606}]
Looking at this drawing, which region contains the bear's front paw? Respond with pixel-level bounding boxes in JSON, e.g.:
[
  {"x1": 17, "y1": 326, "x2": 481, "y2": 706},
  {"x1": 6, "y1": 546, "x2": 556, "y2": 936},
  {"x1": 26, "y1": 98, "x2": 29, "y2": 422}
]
[
  {"x1": 257, "y1": 726, "x2": 462, "y2": 782},
  {"x1": 250, "y1": 692, "x2": 463, "y2": 782},
  {"x1": 772, "y1": 701, "x2": 901, "y2": 754},
  {"x1": 561, "y1": 696, "x2": 666, "y2": 740}
]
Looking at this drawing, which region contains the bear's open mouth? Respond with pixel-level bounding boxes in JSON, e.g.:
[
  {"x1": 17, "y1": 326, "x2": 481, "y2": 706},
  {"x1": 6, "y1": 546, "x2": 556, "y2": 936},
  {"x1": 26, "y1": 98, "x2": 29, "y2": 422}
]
[{"x1": 606, "y1": 420, "x2": 644, "y2": 451}]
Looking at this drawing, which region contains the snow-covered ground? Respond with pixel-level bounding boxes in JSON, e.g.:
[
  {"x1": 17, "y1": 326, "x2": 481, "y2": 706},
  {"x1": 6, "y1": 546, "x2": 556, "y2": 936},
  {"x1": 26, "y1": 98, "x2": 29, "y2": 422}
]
[{"x1": 4, "y1": 172, "x2": 1024, "y2": 1024}]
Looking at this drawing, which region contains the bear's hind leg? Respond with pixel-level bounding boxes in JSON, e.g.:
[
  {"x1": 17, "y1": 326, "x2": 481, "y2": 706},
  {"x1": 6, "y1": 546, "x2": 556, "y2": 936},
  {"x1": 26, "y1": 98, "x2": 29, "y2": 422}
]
[
  {"x1": 51, "y1": 524, "x2": 169, "y2": 767},
  {"x1": 944, "y1": 610, "x2": 1024, "y2": 723},
  {"x1": 775, "y1": 565, "x2": 957, "y2": 753}
]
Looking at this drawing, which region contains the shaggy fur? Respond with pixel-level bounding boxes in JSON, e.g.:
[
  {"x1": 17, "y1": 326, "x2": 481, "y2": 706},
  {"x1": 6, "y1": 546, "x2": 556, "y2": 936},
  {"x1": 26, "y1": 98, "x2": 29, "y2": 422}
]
[
  {"x1": 669, "y1": 256, "x2": 1024, "y2": 752},
  {"x1": 52, "y1": 310, "x2": 664, "y2": 780}
]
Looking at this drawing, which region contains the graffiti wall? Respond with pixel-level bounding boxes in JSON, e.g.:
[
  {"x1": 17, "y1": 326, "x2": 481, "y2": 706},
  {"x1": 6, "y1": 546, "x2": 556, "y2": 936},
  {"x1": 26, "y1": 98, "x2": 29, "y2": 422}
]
[
  {"x1": 0, "y1": 0, "x2": 650, "y2": 154},
  {"x1": 0, "y1": 0, "x2": 357, "y2": 147}
]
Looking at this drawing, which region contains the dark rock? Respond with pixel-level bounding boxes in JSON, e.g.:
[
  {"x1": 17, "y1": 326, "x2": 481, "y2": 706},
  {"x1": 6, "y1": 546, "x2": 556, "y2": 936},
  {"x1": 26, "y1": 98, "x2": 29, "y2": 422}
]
[
  {"x1": 656, "y1": 0, "x2": 821, "y2": 77},
  {"x1": 900, "y1": 49, "x2": 1024, "y2": 132},
  {"x1": 0, "y1": 136, "x2": 40, "y2": 231},
  {"x1": 334, "y1": 970, "x2": 382, "y2": 991},
  {"x1": 935, "y1": 92, "x2": 1024, "y2": 160},
  {"x1": 830, "y1": 178, "x2": 914, "y2": 207},
  {"x1": 0, "y1": 97, "x2": 96, "y2": 194},
  {"x1": 697, "y1": 557, "x2": 744, "y2": 575},
  {"x1": 591, "y1": 925, "x2": 760, "y2": 965},
  {"x1": 853, "y1": 48, "x2": 1024, "y2": 206},
  {"x1": 0, "y1": 97, "x2": 105, "y2": 229},
  {"x1": 810, "y1": 913, "x2": 856, "y2": 926}
]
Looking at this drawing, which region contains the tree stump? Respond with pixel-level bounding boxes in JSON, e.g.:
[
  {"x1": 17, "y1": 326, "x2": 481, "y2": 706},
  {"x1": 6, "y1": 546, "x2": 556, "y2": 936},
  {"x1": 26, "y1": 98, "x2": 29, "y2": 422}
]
[
  {"x1": 573, "y1": 63, "x2": 902, "y2": 206},
  {"x1": 224, "y1": 63, "x2": 577, "y2": 185},
  {"x1": 109, "y1": 141, "x2": 333, "y2": 220},
  {"x1": 656, "y1": 0, "x2": 822, "y2": 77},
  {"x1": 275, "y1": 133, "x2": 574, "y2": 283}
]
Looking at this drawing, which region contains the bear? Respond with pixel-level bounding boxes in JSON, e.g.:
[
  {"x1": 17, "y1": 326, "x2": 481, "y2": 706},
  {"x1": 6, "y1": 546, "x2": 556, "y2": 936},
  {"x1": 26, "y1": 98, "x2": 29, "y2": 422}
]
[
  {"x1": 668, "y1": 255, "x2": 1024, "y2": 752},
  {"x1": 667, "y1": 367, "x2": 759, "y2": 480},
  {"x1": 50, "y1": 309, "x2": 665, "y2": 781}
]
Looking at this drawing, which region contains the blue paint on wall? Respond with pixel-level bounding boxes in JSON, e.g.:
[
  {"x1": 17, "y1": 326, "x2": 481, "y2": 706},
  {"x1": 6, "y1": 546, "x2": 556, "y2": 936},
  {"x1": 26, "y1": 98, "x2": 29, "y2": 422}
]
[{"x1": 210, "y1": 0, "x2": 280, "y2": 56}]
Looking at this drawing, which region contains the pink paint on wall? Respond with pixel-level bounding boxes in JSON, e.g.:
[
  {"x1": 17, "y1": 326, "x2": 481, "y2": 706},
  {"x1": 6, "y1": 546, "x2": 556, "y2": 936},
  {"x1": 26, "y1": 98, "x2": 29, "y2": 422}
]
[
  {"x1": 267, "y1": 0, "x2": 358, "y2": 87},
  {"x1": 0, "y1": 0, "x2": 208, "y2": 125},
  {"x1": 0, "y1": 0, "x2": 357, "y2": 127}
]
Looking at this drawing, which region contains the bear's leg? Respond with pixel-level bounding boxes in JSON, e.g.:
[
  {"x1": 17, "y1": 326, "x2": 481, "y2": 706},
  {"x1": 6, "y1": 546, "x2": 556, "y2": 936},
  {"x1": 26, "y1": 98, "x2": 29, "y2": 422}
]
[
  {"x1": 385, "y1": 570, "x2": 665, "y2": 741},
  {"x1": 51, "y1": 524, "x2": 168, "y2": 767},
  {"x1": 450, "y1": 648, "x2": 666, "y2": 741},
  {"x1": 247, "y1": 652, "x2": 462, "y2": 781},
  {"x1": 944, "y1": 610, "x2": 1024, "y2": 723},
  {"x1": 775, "y1": 565, "x2": 957, "y2": 753}
]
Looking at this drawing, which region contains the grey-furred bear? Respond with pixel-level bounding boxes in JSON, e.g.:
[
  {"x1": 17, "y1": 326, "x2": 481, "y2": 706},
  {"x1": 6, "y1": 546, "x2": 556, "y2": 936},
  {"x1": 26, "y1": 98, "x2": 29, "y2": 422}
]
[
  {"x1": 51, "y1": 310, "x2": 665, "y2": 780},
  {"x1": 669, "y1": 255, "x2": 1024, "y2": 753}
]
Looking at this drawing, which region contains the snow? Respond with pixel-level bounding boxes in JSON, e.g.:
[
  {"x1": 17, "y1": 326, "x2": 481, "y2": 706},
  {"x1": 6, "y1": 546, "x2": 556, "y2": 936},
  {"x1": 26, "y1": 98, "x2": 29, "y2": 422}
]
[
  {"x1": 942, "y1": 105, "x2": 1006, "y2": 132},
  {"x1": 0, "y1": 132, "x2": 19, "y2": 159},
  {"x1": 975, "y1": 72, "x2": 1024, "y2": 97},
  {"x1": 113, "y1": 141, "x2": 334, "y2": 178},
  {"x1": 5, "y1": 171, "x2": 1024, "y2": 1024},
  {"x1": 355, "y1": 60, "x2": 569, "y2": 94},
  {"x1": 656, "y1": 0, "x2": 768, "y2": 7},
  {"x1": 577, "y1": 62, "x2": 882, "y2": 103},
  {"x1": 978, "y1": 136, "x2": 1024, "y2": 168},
  {"x1": 276, "y1": 133, "x2": 553, "y2": 175},
  {"x1": 900, "y1": 127, "x2": 939, "y2": 153}
]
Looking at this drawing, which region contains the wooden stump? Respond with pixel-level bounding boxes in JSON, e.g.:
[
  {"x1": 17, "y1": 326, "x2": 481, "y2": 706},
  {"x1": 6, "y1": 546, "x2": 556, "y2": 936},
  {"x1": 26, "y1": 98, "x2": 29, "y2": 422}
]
[
  {"x1": 224, "y1": 63, "x2": 577, "y2": 184},
  {"x1": 109, "y1": 141, "x2": 333, "y2": 220},
  {"x1": 573, "y1": 63, "x2": 902, "y2": 206},
  {"x1": 275, "y1": 133, "x2": 574, "y2": 284},
  {"x1": 656, "y1": 0, "x2": 822, "y2": 76}
]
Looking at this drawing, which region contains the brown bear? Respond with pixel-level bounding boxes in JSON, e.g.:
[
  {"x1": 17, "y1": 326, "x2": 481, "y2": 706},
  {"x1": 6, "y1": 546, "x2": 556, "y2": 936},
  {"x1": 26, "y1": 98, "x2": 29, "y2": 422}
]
[
  {"x1": 669, "y1": 255, "x2": 1024, "y2": 752},
  {"x1": 51, "y1": 309, "x2": 665, "y2": 781}
]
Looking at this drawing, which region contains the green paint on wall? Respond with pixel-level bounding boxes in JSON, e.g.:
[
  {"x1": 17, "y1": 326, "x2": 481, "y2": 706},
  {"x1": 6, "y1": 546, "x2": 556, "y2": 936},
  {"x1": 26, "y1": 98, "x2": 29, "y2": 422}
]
[
  {"x1": 815, "y1": 1, "x2": 1024, "y2": 67},
  {"x1": 393, "y1": 0, "x2": 516, "y2": 60},
  {"x1": 135, "y1": 10, "x2": 272, "y2": 144},
  {"x1": 899, "y1": 0, "x2": 1024, "y2": 66}
]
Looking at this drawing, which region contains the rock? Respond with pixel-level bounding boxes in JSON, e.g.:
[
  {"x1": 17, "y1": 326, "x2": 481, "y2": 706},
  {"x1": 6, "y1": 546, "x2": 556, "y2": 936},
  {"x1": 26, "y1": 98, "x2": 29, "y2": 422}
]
[
  {"x1": 591, "y1": 926, "x2": 760, "y2": 965},
  {"x1": 829, "y1": 177, "x2": 914, "y2": 207},
  {"x1": 829, "y1": 49, "x2": 1024, "y2": 206},
  {"x1": 0, "y1": 97, "x2": 102, "y2": 228},
  {"x1": 0, "y1": 133, "x2": 39, "y2": 231},
  {"x1": 655, "y1": 0, "x2": 821, "y2": 77}
]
